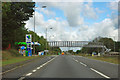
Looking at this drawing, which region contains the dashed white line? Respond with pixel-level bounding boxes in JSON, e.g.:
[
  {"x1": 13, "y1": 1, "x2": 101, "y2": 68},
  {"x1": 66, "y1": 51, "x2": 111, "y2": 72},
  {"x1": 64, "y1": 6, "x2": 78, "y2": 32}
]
[
  {"x1": 90, "y1": 68, "x2": 110, "y2": 79},
  {"x1": 80, "y1": 62, "x2": 87, "y2": 67},
  {"x1": 26, "y1": 73, "x2": 32, "y2": 76},
  {"x1": 32, "y1": 70, "x2": 37, "y2": 72},
  {"x1": 73, "y1": 57, "x2": 110, "y2": 79},
  {"x1": 75, "y1": 60, "x2": 78, "y2": 62},
  {"x1": 18, "y1": 77, "x2": 25, "y2": 80},
  {"x1": 40, "y1": 65, "x2": 43, "y2": 67},
  {"x1": 73, "y1": 58, "x2": 79, "y2": 62},
  {"x1": 37, "y1": 67, "x2": 41, "y2": 69},
  {"x1": 43, "y1": 64, "x2": 46, "y2": 66},
  {"x1": 18, "y1": 56, "x2": 58, "y2": 80},
  {"x1": 73, "y1": 58, "x2": 110, "y2": 78}
]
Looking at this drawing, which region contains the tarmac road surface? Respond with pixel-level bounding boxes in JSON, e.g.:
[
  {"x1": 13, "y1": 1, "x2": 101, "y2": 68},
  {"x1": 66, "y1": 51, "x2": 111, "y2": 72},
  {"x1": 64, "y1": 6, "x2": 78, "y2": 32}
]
[{"x1": 2, "y1": 55, "x2": 119, "y2": 80}]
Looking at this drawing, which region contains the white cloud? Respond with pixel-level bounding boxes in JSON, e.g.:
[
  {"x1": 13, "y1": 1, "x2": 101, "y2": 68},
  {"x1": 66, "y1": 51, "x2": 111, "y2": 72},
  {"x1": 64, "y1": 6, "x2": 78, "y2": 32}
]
[
  {"x1": 82, "y1": 3, "x2": 98, "y2": 19},
  {"x1": 25, "y1": 2, "x2": 119, "y2": 51},
  {"x1": 25, "y1": 11, "x2": 45, "y2": 30},
  {"x1": 40, "y1": 8, "x2": 56, "y2": 18},
  {"x1": 37, "y1": 2, "x2": 98, "y2": 27},
  {"x1": 77, "y1": 18, "x2": 118, "y2": 41},
  {"x1": 60, "y1": 2, "x2": 84, "y2": 27},
  {"x1": 109, "y1": 2, "x2": 118, "y2": 10}
]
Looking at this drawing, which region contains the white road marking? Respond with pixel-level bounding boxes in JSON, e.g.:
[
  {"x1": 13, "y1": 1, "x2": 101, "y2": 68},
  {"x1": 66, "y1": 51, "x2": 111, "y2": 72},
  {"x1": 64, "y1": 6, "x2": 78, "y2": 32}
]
[
  {"x1": 1, "y1": 58, "x2": 38, "y2": 75},
  {"x1": 73, "y1": 58, "x2": 75, "y2": 61},
  {"x1": 18, "y1": 77, "x2": 25, "y2": 80},
  {"x1": 32, "y1": 70, "x2": 37, "y2": 72},
  {"x1": 18, "y1": 56, "x2": 58, "y2": 80},
  {"x1": 42, "y1": 64, "x2": 46, "y2": 66},
  {"x1": 73, "y1": 57, "x2": 110, "y2": 78},
  {"x1": 80, "y1": 62, "x2": 87, "y2": 66},
  {"x1": 35, "y1": 57, "x2": 57, "y2": 70},
  {"x1": 47, "y1": 61, "x2": 50, "y2": 63},
  {"x1": 26, "y1": 73, "x2": 32, "y2": 76},
  {"x1": 0, "y1": 67, "x2": 18, "y2": 75},
  {"x1": 90, "y1": 68, "x2": 110, "y2": 79},
  {"x1": 37, "y1": 67, "x2": 41, "y2": 69},
  {"x1": 40, "y1": 65, "x2": 43, "y2": 67},
  {"x1": 80, "y1": 56, "x2": 118, "y2": 65},
  {"x1": 75, "y1": 60, "x2": 78, "y2": 62}
]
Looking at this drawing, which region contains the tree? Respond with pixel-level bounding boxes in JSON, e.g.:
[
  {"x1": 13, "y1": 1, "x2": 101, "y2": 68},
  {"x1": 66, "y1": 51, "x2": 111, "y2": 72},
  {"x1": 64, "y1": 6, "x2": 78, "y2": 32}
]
[
  {"x1": 68, "y1": 50, "x2": 74, "y2": 53},
  {"x1": 2, "y1": 2, "x2": 35, "y2": 49},
  {"x1": 2, "y1": 2, "x2": 62, "y2": 55},
  {"x1": 99, "y1": 37, "x2": 114, "y2": 51},
  {"x1": 76, "y1": 50, "x2": 81, "y2": 54},
  {"x1": 81, "y1": 37, "x2": 115, "y2": 54}
]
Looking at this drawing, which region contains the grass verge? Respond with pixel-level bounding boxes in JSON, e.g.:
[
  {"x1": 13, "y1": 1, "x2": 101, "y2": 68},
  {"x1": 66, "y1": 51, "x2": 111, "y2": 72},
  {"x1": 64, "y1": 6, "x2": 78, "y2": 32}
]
[
  {"x1": 87, "y1": 56, "x2": 119, "y2": 64},
  {"x1": 75, "y1": 54, "x2": 119, "y2": 64},
  {"x1": 1, "y1": 49, "x2": 46, "y2": 66},
  {"x1": 2, "y1": 56, "x2": 45, "y2": 66}
]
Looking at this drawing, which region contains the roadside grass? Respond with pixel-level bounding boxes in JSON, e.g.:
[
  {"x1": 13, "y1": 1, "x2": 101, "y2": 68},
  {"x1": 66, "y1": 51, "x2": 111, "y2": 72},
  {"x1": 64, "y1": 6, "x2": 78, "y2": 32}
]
[
  {"x1": 2, "y1": 49, "x2": 22, "y2": 60},
  {"x1": 1, "y1": 49, "x2": 45, "y2": 66},
  {"x1": 87, "y1": 56, "x2": 119, "y2": 64},
  {"x1": 75, "y1": 54, "x2": 119, "y2": 64},
  {"x1": 2, "y1": 56, "x2": 43, "y2": 66}
]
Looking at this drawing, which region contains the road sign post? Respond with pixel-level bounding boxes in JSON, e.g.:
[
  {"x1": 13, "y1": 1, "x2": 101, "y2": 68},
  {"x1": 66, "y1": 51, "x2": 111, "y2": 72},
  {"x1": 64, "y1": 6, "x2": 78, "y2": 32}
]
[{"x1": 26, "y1": 34, "x2": 32, "y2": 56}]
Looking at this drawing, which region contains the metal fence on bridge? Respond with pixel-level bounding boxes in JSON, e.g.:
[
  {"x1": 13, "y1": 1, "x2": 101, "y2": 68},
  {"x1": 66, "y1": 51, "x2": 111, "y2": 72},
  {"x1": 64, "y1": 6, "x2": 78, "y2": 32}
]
[{"x1": 48, "y1": 41, "x2": 104, "y2": 47}]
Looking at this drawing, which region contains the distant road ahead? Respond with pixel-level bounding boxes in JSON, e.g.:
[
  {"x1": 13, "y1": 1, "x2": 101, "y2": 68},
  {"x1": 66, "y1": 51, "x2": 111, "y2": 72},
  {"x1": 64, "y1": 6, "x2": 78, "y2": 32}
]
[{"x1": 2, "y1": 55, "x2": 118, "y2": 79}]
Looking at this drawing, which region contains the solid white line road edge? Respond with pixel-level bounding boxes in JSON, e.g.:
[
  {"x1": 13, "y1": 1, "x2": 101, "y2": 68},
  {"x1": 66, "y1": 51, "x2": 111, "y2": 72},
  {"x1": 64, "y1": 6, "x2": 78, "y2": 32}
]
[{"x1": 90, "y1": 68, "x2": 110, "y2": 79}]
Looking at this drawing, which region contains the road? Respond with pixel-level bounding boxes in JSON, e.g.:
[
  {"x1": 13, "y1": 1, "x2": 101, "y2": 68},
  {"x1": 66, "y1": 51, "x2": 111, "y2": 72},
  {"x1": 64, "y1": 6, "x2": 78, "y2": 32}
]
[{"x1": 2, "y1": 55, "x2": 119, "y2": 80}]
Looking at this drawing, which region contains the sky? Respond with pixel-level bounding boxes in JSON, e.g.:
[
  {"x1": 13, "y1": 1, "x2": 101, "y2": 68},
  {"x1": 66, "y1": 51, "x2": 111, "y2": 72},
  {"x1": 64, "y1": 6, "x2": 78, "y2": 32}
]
[{"x1": 25, "y1": 1, "x2": 119, "y2": 51}]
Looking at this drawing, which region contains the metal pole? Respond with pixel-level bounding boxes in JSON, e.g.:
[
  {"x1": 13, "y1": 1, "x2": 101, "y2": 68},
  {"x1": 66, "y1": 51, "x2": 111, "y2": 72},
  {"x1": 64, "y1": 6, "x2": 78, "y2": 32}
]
[
  {"x1": 49, "y1": 35, "x2": 54, "y2": 55},
  {"x1": 34, "y1": 7, "x2": 36, "y2": 54},
  {"x1": 46, "y1": 28, "x2": 47, "y2": 55}
]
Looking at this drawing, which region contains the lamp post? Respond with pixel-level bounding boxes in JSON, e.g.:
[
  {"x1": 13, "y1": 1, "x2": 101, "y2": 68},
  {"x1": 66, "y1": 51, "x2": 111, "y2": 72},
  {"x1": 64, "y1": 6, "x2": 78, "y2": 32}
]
[
  {"x1": 46, "y1": 27, "x2": 52, "y2": 55},
  {"x1": 33, "y1": 5, "x2": 46, "y2": 54},
  {"x1": 49, "y1": 35, "x2": 54, "y2": 55},
  {"x1": 49, "y1": 35, "x2": 54, "y2": 41},
  {"x1": 33, "y1": 6, "x2": 36, "y2": 54}
]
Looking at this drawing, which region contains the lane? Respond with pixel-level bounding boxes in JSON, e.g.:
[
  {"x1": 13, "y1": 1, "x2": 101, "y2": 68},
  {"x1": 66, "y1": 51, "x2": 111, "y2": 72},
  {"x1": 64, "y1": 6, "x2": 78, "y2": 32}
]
[
  {"x1": 2, "y1": 56, "x2": 55, "y2": 78},
  {"x1": 73, "y1": 55, "x2": 118, "y2": 78},
  {"x1": 3, "y1": 55, "x2": 118, "y2": 79},
  {"x1": 27, "y1": 55, "x2": 103, "y2": 78}
]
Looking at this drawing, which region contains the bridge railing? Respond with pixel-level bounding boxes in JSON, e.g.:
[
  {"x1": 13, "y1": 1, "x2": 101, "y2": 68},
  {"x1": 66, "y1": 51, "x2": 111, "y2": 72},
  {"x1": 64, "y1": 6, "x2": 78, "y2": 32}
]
[{"x1": 48, "y1": 41, "x2": 104, "y2": 47}]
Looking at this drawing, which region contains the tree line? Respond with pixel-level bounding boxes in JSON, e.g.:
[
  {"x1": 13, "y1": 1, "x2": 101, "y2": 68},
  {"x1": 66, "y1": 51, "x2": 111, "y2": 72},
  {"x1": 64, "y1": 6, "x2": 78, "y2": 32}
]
[
  {"x1": 2, "y1": 2, "x2": 61, "y2": 54},
  {"x1": 76, "y1": 37, "x2": 120, "y2": 54},
  {"x1": 67, "y1": 37, "x2": 120, "y2": 54}
]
